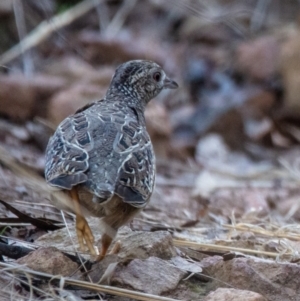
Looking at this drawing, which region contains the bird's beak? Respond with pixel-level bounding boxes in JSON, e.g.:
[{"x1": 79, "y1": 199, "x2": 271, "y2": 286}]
[{"x1": 163, "y1": 77, "x2": 178, "y2": 89}]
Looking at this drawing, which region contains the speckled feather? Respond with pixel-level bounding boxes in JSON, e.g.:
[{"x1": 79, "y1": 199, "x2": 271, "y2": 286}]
[
  {"x1": 45, "y1": 99, "x2": 155, "y2": 208},
  {"x1": 45, "y1": 60, "x2": 177, "y2": 213}
]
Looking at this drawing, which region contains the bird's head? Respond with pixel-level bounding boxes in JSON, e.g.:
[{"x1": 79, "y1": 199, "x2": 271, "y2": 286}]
[{"x1": 107, "y1": 60, "x2": 178, "y2": 106}]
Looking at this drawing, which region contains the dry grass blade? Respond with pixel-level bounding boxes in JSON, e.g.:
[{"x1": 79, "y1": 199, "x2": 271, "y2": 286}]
[
  {"x1": 0, "y1": 0, "x2": 102, "y2": 65},
  {"x1": 0, "y1": 262, "x2": 182, "y2": 301},
  {"x1": 223, "y1": 224, "x2": 300, "y2": 241},
  {"x1": 13, "y1": 0, "x2": 34, "y2": 75},
  {"x1": 104, "y1": 0, "x2": 137, "y2": 37},
  {"x1": 0, "y1": 145, "x2": 90, "y2": 217},
  {"x1": 173, "y1": 239, "x2": 289, "y2": 258},
  {"x1": 0, "y1": 144, "x2": 66, "y2": 203}
]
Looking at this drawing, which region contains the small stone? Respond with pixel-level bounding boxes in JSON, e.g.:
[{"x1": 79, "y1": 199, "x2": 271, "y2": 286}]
[
  {"x1": 113, "y1": 256, "x2": 186, "y2": 295},
  {"x1": 170, "y1": 256, "x2": 202, "y2": 274},
  {"x1": 201, "y1": 256, "x2": 300, "y2": 301},
  {"x1": 17, "y1": 247, "x2": 78, "y2": 276},
  {"x1": 117, "y1": 230, "x2": 177, "y2": 260},
  {"x1": 204, "y1": 288, "x2": 267, "y2": 301}
]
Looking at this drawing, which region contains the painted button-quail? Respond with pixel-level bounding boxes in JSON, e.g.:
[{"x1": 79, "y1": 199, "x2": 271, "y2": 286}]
[{"x1": 45, "y1": 60, "x2": 178, "y2": 260}]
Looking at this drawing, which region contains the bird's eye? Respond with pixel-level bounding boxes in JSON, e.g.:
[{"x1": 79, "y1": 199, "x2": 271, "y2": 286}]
[{"x1": 153, "y1": 72, "x2": 161, "y2": 82}]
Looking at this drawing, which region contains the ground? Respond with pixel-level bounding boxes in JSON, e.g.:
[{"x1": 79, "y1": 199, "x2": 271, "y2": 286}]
[{"x1": 1, "y1": 1, "x2": 300, "y2": 300}]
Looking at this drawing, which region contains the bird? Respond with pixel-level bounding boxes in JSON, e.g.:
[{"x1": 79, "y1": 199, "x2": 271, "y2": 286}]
[{"x1": 44, "y1": 60, "x2": 178, "y2": 260}]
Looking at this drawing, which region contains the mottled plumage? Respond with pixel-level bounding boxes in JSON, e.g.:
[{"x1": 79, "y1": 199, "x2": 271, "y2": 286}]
[{"x1": 45, "y1": 60, "x2": 178, "y2": 259}]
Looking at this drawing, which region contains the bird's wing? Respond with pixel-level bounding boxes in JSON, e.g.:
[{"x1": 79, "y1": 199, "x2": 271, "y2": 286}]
[
  {"x1": 85, "y1": 104, "x2": 155, "y2": 206},
  {"x1": 114, "y1": 122, "x2": 156, "y2": 208},
  {"x1": 45, "y1": 109, "x2": 94, "y2": 190},
  {"x1": 45, "y1": 102, "x2": 155, "y2": 206}
]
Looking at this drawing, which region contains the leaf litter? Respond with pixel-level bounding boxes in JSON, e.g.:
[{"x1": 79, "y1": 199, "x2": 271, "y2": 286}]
[{"x1": 1, "y1": 0, "x2": 300, "y2": 300}]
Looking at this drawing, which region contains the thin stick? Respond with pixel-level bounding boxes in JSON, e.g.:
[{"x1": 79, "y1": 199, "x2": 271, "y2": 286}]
[
  {"x1": 250, "y1": 0, "x2": 271, "y2": 33},
  {"x1": 223, "y1": 224, "x2": 300, "y2": 241},
  {"x1": 13, "y1": 0, "x2": 34, "y2": 75},
  {"x1": 173, "y1": 239, "x2": 289, "y2": 258},
  {"x1": 104, "y1": 0, "x2": 137, "y2": 37},
  {"x1": 0, "y1": 0, "x2": 102, "y2": 65}
]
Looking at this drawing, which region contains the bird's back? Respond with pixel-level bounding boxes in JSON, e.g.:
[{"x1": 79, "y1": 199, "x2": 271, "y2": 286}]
[{"x1": 45, "y1": 98, "x2": 155, "y2": 209}]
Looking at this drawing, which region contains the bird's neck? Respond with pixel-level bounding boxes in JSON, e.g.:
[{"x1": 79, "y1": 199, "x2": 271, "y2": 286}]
[{"x1": 106, "y1": 85, "x2": 148, "y2": 112}]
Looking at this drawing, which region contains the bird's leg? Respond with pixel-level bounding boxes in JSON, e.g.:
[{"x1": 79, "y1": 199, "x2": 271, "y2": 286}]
[
  {"x1": 96, "y1": 203, "x2": 138, "y2": 261},
  {"x1": 96, "y1": 214, "x2": 120, "y2": 261},
  {"x1": 70, "y1": 188, "x2": 96, "y2": 255},
  {"x1": 96, "y1": 232, "x2": 113, "y2": 261},
  {"x1": 109, "y1": 240, "x2": 121, "y2": 255}
]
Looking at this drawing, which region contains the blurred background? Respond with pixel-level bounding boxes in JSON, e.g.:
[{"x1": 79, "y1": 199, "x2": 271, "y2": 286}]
[
  {"x1": 2, "y1": 0, "x2": 300, "y2": 299},
  {"x1": 2, "y1": 0, "x2": 300, "y2": 244}
]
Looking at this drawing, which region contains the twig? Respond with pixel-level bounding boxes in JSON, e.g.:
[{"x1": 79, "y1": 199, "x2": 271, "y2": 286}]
[
  {"x1": 173, "y1": 239, "x2": 291, "y2": 258},
  {"x1": 0, "y1": 242, "x2": 33, "y2": 259},
  {"x1": 0, "y1": 199, "x2": 62, "y2": 231},
  {"x1": 95, "y1": 0, "x2": 109, "y2": 33},
  {"x1": 0, "y1": 262, "x2": 182, "y2": 301},
  {"x1": 250, "y1": 0, "x2": 271, "y2": 33},
  {"x1": 170, "y1": 0, "x2": 250, "y2": 37},
  {"x1": 104, "y1": 0, "x2": 137, "y2": 37},
  {"x1": 223, "y1": 224, "x2": 300, "y2": 241},
  {"x1": 0, "y1": 0, "x2": 102, "y2": 65},
  {"x1": 13, "y1": 0, "x2": 34, "y2": 75}
]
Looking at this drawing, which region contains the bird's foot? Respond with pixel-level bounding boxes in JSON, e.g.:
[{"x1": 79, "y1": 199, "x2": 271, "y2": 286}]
[
  {"x1": 76, "y1": 215, "x2": 96, "y2": 255},
  {"x1": 96, "y1": 233, "x2": 113, "y2": 261},
  {"x1": 96, "y1": 241, "x2": 121, "y2": 262},
  {"x1": 109, "y1": 240, "x2": 121, "y2": 255}
]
